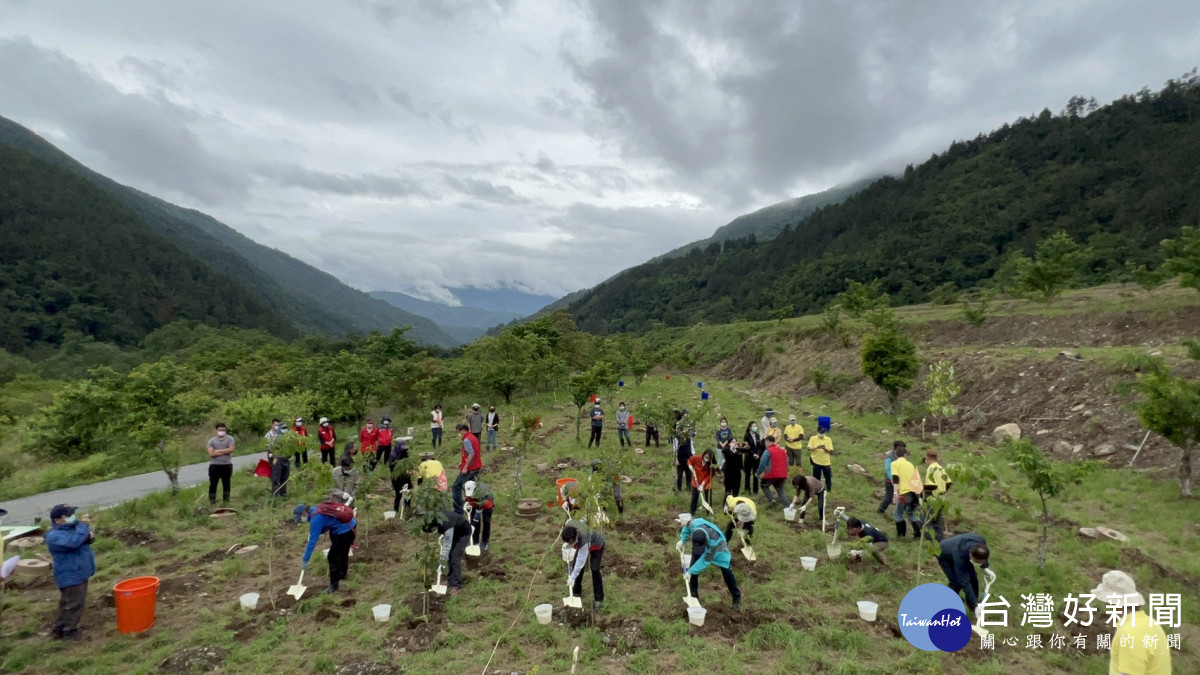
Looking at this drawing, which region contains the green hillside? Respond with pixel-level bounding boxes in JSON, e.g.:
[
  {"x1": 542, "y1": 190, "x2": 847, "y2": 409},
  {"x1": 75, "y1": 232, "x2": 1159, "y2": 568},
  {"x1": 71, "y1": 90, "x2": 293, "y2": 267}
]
[
  {"x1": 0, "y1": 116, "x2": 456, "y2": 347},
  {"x1": 565, "y1": 76, "x2": 1200, "y2": 333},
  {"x1": 0, "y1": 145, "x2": 294, "y2": 351}
]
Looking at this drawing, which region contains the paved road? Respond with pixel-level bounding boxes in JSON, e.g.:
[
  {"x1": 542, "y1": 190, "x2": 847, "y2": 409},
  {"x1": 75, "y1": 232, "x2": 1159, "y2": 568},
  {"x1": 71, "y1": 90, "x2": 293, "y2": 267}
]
[{"x1": 1, "y1": 453, "x2": 267, "y2": 526}]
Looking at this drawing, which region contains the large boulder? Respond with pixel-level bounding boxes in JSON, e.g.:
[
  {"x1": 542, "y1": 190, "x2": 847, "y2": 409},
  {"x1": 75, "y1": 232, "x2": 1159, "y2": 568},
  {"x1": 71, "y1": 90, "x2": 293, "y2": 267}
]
[{"x1": 991, "y1": 423, "x2": 1022, "y2": 445}]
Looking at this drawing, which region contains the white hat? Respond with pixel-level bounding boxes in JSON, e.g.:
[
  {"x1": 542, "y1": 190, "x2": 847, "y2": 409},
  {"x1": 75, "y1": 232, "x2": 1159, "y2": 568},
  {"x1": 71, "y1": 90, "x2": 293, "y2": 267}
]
[
  {"x1": 464, "y1": 480, "x2": 477, "y2": 497},
  {"x1": 1091, "y1": 570, "x2": 1145, "y2": 606},
  {"x1": 472, "y1": 403, "x2": 480, "y2": 409},
  {"x1": 734, "y1": 504, "x2": 754, "y2": 523},
  {"x1": 676, "y1": 513, "x2": 692, "y2": 525},
  {"x1": 319, "y1": 417, "x2": 329, "y2": 424}
]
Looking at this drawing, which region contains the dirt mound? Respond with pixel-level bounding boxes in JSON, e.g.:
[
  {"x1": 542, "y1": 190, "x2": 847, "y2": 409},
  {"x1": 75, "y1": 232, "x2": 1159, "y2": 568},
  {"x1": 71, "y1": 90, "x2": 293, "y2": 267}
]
[
  {"x1": 109, "y1": 527, "x2": 174, "y2": 552},
  {"x1": 672, "y1": 605, "x2": 785, "y2": 639},
  {"x1": 390, "y1": 619, "x2": 444, "y2": 652},
  {"x1": 314, "y1": 607, "x2": 341, "y2": 621},
  {"x1": 475, "y1": 555, "x2": 509, "y2": 581},
  {"x1": 613, "y1": 515, "x2": 674, "y2": 543},
  {"x1": 604, "y1": 551, "x2": 658, "y2": 579},
  {"x1": 333, "y1": 663, "x2": 399, "y2": 675},
  {"x1": 597, "y1": 616, "x2": 650, "y2": 655},
  {"x1": 158, "y1": 646, "x2": 230, "y2": 674},
  {"x1": 558, "y1": 606, "x2": 593, "y2": 629},
  {"x1": 402, "y1": 592, "x2": 447, "y2": 628}
]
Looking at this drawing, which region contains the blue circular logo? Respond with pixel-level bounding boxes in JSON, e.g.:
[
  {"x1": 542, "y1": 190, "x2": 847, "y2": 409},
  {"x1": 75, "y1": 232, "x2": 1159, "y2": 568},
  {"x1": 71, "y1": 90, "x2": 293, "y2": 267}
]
[{"x1": 898, "y1": 583, "x2": 972, "y2": 652}]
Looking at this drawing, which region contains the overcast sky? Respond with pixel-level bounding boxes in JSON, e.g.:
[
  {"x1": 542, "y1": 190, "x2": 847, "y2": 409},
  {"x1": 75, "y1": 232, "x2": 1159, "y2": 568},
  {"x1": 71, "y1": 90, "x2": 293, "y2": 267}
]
[{"x1": 4, "y1": 1, "x2": 1200, "y2": 302}]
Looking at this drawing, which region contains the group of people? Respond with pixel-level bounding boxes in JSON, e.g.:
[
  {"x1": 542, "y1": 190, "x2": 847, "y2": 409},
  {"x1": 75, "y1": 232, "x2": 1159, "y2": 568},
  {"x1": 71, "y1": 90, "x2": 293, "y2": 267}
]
[{"x1": 430, "y1": 403, "x2": 502, "y2": 452}]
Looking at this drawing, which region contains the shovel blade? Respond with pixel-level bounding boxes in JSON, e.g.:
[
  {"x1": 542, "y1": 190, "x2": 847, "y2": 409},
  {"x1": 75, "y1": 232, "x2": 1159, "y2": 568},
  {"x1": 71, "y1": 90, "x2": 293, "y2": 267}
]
[
  {"x1": 563, "y1": 596, "x2": 582, "y2": 608},
  {"x1": 971, "y1": 625, "x2": 990, "y2": 639},
  {"x1": 430, "y1": 584, "x2": 447, "y2": 595},
  {"x1": 466, "y1": 545, "x2": 482, "y2": 557},
  {"x1": 741, "y1": 547, "x2": 757, "y2": 561},
  {"x1": 287, "y1": 584, "x2": 306, "y2": 600},
  {"x1": 683, "y1": 596, "x2": 700, "y2": 608},
  {"x1": 826, "y1": 544, "x2": 842, "y2": 559}
]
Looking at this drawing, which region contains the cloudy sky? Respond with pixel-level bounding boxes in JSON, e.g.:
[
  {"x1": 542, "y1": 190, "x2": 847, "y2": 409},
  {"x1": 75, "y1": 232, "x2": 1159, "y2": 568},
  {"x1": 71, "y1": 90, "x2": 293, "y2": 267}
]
[{"x1": 3, "y1": 1, "x2": 1200, "y2": 302}]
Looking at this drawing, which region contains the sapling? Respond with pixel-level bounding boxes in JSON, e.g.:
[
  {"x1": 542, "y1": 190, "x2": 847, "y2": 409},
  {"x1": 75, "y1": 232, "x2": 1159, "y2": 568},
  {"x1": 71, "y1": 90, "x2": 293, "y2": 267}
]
[{"x1": 406, "y1": 482, "x2": 453, "y2": 619}]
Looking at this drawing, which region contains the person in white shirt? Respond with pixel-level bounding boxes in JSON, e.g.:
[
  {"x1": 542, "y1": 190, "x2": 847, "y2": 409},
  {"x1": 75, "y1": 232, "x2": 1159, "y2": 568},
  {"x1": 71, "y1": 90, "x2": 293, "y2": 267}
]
[{"x1": 430, "y1": 404, "x2": 443, "y2": 449}]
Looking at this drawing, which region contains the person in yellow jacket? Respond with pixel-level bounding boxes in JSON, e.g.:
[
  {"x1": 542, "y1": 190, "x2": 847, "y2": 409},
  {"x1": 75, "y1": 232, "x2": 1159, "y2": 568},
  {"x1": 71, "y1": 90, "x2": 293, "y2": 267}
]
[
  {"x1": 1091, "y1": 570, "x2": 1172, "y2": 675},
  {"x1": 783, "y1": 415, "x2": 806, "y2": 467},
  {"x1": 807, "y1": 429, "x2": 834, "y2": 493},
  {"x1": 890, "y1": 444, "x2": 922, "y2": 540},
  {"x1": 416, "y1": 452, "x2": 448, "y2": 492},
  {"x1": 722, "y1": 495, "x2": 757, "y2": 547},
  {"x1": 922, "y1": 449, "x2": 952, "y2": 541}
]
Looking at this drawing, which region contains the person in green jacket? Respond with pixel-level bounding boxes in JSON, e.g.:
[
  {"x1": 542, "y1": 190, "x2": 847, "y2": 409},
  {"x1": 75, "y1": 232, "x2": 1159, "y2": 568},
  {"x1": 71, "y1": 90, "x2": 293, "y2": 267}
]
[{"x1": 677, "y1": 515, "x2": 741, "y2": 610}]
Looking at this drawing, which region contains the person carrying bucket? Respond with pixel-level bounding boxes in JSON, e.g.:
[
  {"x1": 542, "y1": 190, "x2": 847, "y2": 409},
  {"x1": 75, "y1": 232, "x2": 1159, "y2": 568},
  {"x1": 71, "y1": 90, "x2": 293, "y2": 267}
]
[
  {"x1": 561, "y1": 520, "x2": 606, "y2": 612},
  {"x1": 464, "y1": 480, "x2": 495, "y2": 551},
  {"x1": 808, "y1": 421, "x2": 834, "y2": 494},
  {"x1": 722, "y1": 495, "x2": 756, "y2": 546},
  {"x1": 687, "y1": 449, "x2": 716, "y2": 516},
  {"x1": 300, "y1": 492, "x2": 357, "y2": 594},
  {"x1": 46, "y1": 504, "x2": 96, "y2": 640},
  {"x1": 677, "y1": 515, "x2": 741, "y2": 610},
  {"x1": 755, "y1": 435, "x2": 790, "y2": 508}
]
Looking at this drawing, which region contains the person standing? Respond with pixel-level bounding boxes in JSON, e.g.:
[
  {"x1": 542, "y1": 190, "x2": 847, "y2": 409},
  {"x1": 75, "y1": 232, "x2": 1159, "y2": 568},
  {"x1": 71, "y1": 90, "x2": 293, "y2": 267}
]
[
  {"x1": 453, "y1": 423, "x2": 482, "y2": 513},
  {"x1": 562, "y1": 520, "x2": 606, "y2": 612},
  {"x1": 783, "y1": 414, "x2": 806, "y2": 467},
  {"x1": 358, "y1": 419, "x2": 380, "y2": 471},
  {"x1": 756, "y1": 435, "x2": 790, "y2": 507},
  {"x1": 644, "y1": 417, "x2": 660, "y2": 448},
  {"x1": 464, "y1": 480, "x2": 495, "y2": 551},
  {"x1": 807, "y1": 427, "x2": 834, "y2": 493},
  {"x1": 265, "y1": 419, "x2": 290, "y2": 498},
  {"x1": 877, "y1": 442, "x2": 899, "y2": 514},
  {"x1": 616, "y1": 402, "x2": 632, "y2": 447},
  {"x1": 922, "y1": 449, "x2": 952, "y2": 541},
  {"x1": 206, "y1": 422, "x2": 235, "y2": 505},
  {"x1": 466, "y1": 404, "x2": 485, "y2": 441},
  {"x1": 318, "y1": 417, "x2": 337, "y2": 467},
  {"x1": 891, "y1": 444, "x2": 922, "y2": 540},
  {"x1": 687, "y1": 449, "x2": 716, "y2": 516},
  {"x1": 426, "y1": 509, "x2": 471, "y2": 595},
  {"x1": 741, "y1": 421, "x2": 763, "y2": 496},
  {"x1": 678, "y1": 516, "x2": 741, "y2": 610},
  {"x1": 430, "y1": 404, "x2": 444, "y2": 448},
  {"x1": 46, "y1": 505, "x2": 95, "y2": 640},
  {"x1": 937, "y1": 533, "x2": 990, "y2": 613},
  {"x1": 485, "y1": 406, "x2": 500, "y2": 452},
  {"x1": 376, "y1": 417, "x2": 395, "y2": 470},
  {"x1": 716, "y1": 418, "x2": 739, "y2": 499},
  {"x1": 674, "y1": 429, "x2": 694, "y2": 493},
  {"x1": 291, "y1": 417, "x2": 309, "y2": 466},
  {"x1": 1092, "y1": 571, "x2": 1172, "y2": 675},
  {"x1": 332, "y1": 456, "x2": 361, "y2": 504},
  {"x1": 588, "y1": 399, "x2": 605, "y2": 448},
  {"x1": 300, "y1": 494, "x2": 357, "y2": 594},
  {"x1": 759, "y1": 407, "x2": 778, "y2": 440}
]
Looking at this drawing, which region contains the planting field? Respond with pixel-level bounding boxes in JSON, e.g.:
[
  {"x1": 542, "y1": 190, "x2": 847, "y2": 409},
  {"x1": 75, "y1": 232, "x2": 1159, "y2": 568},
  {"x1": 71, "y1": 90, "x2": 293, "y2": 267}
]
[{"x1": 2, "y1": 371, "x2": 1198, "y2": 674}]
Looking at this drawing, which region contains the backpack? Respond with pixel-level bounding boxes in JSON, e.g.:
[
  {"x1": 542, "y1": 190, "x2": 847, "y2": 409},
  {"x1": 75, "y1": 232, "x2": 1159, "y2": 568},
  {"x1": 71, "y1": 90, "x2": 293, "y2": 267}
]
[{"x1": 315, "y1": 502, "x2": 354, "y2": 523}]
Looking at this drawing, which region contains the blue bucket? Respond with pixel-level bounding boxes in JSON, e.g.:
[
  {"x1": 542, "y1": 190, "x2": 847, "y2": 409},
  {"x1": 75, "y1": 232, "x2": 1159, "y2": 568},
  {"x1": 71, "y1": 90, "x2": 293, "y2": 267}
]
[
  {"x1": 817, "y1": 416, "x2": 832, "y2": 432},
  {"x1": 697, "y1": 381, "x2": 704, "y2": 389},
  {"x1": 618, "y1": 380, "x2": 624, "y2": 387},
  {"x1": 701, "y1": 391, "x2": 709, "y2": 400}
]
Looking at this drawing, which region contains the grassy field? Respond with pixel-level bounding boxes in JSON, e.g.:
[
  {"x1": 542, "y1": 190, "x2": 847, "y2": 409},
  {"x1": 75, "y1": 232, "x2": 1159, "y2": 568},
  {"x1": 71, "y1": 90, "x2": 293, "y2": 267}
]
[{"x1": 2, "y1": 374, "x2": 1197, "y2": 674}]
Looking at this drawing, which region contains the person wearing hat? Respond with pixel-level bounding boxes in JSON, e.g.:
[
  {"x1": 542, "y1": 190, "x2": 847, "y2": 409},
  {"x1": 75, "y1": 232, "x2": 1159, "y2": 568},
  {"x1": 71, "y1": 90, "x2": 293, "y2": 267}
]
[
  {"x1": 722, "y1": 494, "x2": 757, "y2": 547},
  {"x1": 318, "y1": 417, "x2": 338, "y2": 467},
  {"x1": 783, "y1": 414, "x2": 806, "y2": 467},
  {"x1": 430, "y1": 404, "x2": 444, "y2": 448},
  {"x1": 922, "y1": 449, "x2": 952, "y2": 541},
  {"x1": 485, "y1": 405, "x2": 500, "y2": 451},
  {"x1": 332, "y1": 456, "x2": 362, "y2": 504},
  {"x1": 358, "y1": 419, "x2": 380, "y2": 471},
  {"x1": 206, "y1": 422, "x2": 236, "y2": 505},
  {"x1": 300, "y1": 492, "x2": 357, "y2": 594},
  {"x1": 936, "y1": 533, "x2": 991, "y2": 612},
  {"x1": 759, "y1": 407, "x2": 778, "y2": 443},
  {"x1": 464, "y1": 480, "x2": 495, "y2": 551},
  {"x1": 562, "y1": 518, "x2": 607, "y2": 611},
  {"x1": 588, "y1": 399, "x2": 605, "y2": 449},
  {"x1": 808, "y1": 427, "x2": 834, "y2": 494},
  {"x1": 677, "y1": 514, "x2": 741, "y2": 610},
  {"x1": 291, "y1": 417, "x2": 309, "y2": 466},
  {"x1": 417, "y1": 452, "x2": 448, "y2": 491},
  {"x1": 453, "y1": 423, "x2": 483, "y2": 513},
  {"x1": 466, "y1": 404, "x2": 485, "y2": 441},
  {"x1": 1092, "y1": 570, "x2": 1172, "y2": 675},
  {"x1": 376, "y1": 417, "x2": 394, "y2": 471},
  {"x1": 46, "y1": 505, "x2": 96, "y2": 640},
  {"x1": 265, "y1": 418, "x2": 291, "y2": 498}
]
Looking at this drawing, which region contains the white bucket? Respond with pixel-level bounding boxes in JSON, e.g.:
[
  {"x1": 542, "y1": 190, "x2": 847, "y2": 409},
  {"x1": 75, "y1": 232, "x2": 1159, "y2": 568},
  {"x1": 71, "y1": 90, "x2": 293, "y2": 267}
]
[
  {"x1": 373, "y1": 604, "x2": 392, "y2": 622},
  {"x1": 239, "y1": 592, "x2": 260, "y2": 610},
  {"x1": 687, "y1": 605, "x2": 707, "y2": 626},
  {"x1": 534, "y1": 603, "x2": 553, "y2": 625},
  {"x1": 383, "y1": 511, "x2": 397, "y2": 520},
  {"x1": 857, "y1": 600, "x2": 878, "y2": 622},
  {"x1": 800, "y1": 556, "x2": 817, "y2": 571},
  {"x1": 783, "y1": 507, "x2": 797, "y2": 522}
]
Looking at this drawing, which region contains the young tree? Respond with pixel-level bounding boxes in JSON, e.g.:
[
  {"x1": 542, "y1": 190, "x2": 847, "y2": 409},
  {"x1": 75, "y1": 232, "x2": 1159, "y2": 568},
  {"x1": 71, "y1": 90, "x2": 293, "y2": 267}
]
[
  {"x1": 960, "y1": 291, "x2": 993, "y2": 327},
  {"x1": 821, "y1": 304, "x2": 849, "y2": 347},
  {"x1": 861, "y1": 324, "x2": 920, "y2": 414},
  {"x1": 569, "y1": 371, "x2": 597, "y2": 442},
  {"x1": 118, "y1": 360, "x2": 217, "y2": 493},
  {"x1": 924, "y1": 360, "x2": 961, "y2": 434},
  {"x1": 768, "y1": 304, "x2": 795, "y2": 324},
  {"x1": 1006, "y1": 439, "x2": 1095, "y2": 570},
  {"x1": 836, "y1": 279, "x2": 888, "y2": 318},
  {"x1": 1016, "y1": 231, "x2": 1090, "y2": 301},
  {"x1": 1162, "y1": 225, "x2": 1200, "y2": 291},
  {"x1": 1130, "y1": 346, "x2": 1200, "y2": 497}
]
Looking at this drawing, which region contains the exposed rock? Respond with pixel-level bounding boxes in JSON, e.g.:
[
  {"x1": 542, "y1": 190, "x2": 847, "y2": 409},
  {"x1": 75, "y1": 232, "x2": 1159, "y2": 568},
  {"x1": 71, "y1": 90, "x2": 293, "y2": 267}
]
[
  {"x1": 848, "y1": 463, "x2": 867, "y2": 475},
  {"x1": 991, "y1": 423, "x2": 1022, "y2": 444},
  {"x1": 1053, "y1": 441, "x2": 1074, "y2": 455},
  {"x1": 1058, "y1": 350, "x2": 1084, "y2": 361},
  {"x1": 1093, "y1": 443, "x2": 1117, "y2": 458},
  {"x1": 1071, "y1": 403, "x2": 1085, "y2": 412}
]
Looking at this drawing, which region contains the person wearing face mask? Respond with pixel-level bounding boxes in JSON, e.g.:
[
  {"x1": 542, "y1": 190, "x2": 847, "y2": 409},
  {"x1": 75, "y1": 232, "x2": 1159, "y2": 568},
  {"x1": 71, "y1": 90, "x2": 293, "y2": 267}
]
[
  {"x1": 376, "y1": 417, "x2": 394, "y2": 471},
  {"x1": 485, "y1": 406, "x2": 500, "y2": 451},
  {"x1": 937, "y1": 533, "x2": 991, "y2": 613},
  {"x1": 317, "y1": 417, "x2": 337, "y2": 467},
  {"x1": 46, "y1": 504, "x2": 96, "y2": 640},
  {"x1": 756, "y1": 433, "x2": 790, "y2": 508},
  {"x1": 291, "y1": 417, "x2": 309, "y2": 466},
  {"x1": 808, "y1": 426, "x2": 835, "y2": 494},
  {"x1": 332, "y1": 456, "x2": 362, "y2": 503},
  {"x1": 615, "y1": 402, "x2": 632, "y2": 447},
  {"x1": 265, "y1": 418, "x2": 290, "y2": 498},
  {"x1": 759, "y1": 407, "x2": 779, "y2": 442},
  {"x1": 644, "y1": 416, "x2": 660, "y2": 448},
  {"x1": 783, "y1": 414, "x2": 806, "y2": 467},
  {"x1": 466, "y1": 403, "x2": 485, "y2": 440},
  {"x1": 453, "y1": 423, "x2": 483, "y2": 513},
  {"x1": 741, "y1": 421, "x2": 763, "y2": 496},
  {"x1": 716, "y1": 418, "x2": 740, "y2": 499},
  {"x1": 673, "y1": 427, "x2": 694, "y2": 493},
  {"x1": 358, "y1": 419, "x2": 380, "y2": 471},
  {"x1": 687, "y1": 449, "x2": 716, "y2": 516},
  {"x1": 588, "y1": 399, "x2": 605, "y2": 448},
  {"x1": 206, "y1": 422, "x2": 235, "y2": 505},
  {"x1": 430, "y1": 404, "x2": 444, "y2": 448}
]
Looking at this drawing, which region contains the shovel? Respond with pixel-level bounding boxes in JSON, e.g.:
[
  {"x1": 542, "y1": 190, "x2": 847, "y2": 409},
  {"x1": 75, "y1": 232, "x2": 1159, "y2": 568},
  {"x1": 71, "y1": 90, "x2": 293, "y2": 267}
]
[
  {"x1": 287, "y1": 571, "x2": 307, "y2": 600},
  {"x1": 826, "y1": 525, "x2": 842, "y2": 559},
  {"x1": 563, "y1": 579, "x2": 582, "y2": 609},
  {"x1": 464, "y1": 505, "x2": 481, "y2": 557},
  {"x1": 430, "y1": 564, "x2": 448, "y2": 595},
  {"x1": 682, "y1": 572, "x2": 701, "y2": 608},
  {"x1": 398, "y1": 487, "x2": 410, "y2": 520},
  {"x1": 737, "y1": 528, "x2": 756, "y2": 561},
  {"x1": 689, "y1": 466, "x2": 715, "y2": 516}
]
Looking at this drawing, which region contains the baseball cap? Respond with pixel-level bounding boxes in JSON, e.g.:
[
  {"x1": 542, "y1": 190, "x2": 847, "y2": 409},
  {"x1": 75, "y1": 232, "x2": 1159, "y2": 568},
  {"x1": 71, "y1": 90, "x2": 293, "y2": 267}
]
[
  {"x1": 734, "y1": 504, "x2": 754, "y2": 523},
  {"x1": 1091, "y1": 570, "x2": 1145, "y2": 606},
  {"x1": 789, "y1": 414, "x2": 797, "y2": 421},
  {"x1": 50, "y1": 504, "x2": 78, "y2": 520}
]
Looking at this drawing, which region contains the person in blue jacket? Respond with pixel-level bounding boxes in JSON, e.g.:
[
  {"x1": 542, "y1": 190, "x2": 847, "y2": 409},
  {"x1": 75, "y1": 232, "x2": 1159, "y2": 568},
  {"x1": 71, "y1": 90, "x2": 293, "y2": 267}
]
[
  {"x1": 877, "y1": 442, "x2": 899, "y2": 514},
  {"x1": 937, "y1": 533, "x2": 993, "y2": 612},
  {"x1": 46, "y1": 504, "x2": 96, "y2": 640},
  {"x1": 300, "y1": 493, "x2": 357, "y2": 594},
  {"x1": 677, "y1": 515, "x2": 741, "y2": 610}
]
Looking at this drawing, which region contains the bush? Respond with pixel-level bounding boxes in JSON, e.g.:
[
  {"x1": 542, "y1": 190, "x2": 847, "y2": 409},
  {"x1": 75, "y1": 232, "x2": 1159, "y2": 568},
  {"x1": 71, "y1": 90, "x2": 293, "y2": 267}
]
[
  {"x1": 808, "y1": 366, "x2": 831, "y2": 392},
  {"x1": 929, "y1": 282, "x2": 959, "y2": 306}
]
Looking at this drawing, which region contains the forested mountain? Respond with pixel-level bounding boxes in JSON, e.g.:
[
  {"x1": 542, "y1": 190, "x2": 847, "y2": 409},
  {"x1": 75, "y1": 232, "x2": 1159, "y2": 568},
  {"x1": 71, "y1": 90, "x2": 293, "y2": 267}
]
[
  {"x1": 0, "y1": 116, "x2": 456, "y2": 347},
  {"x1": 565, "y1": 75, "x2": 1200, "y2": 333},
  {"x1": 370, "y1": 291, "x2": 522, "y2": 343}
]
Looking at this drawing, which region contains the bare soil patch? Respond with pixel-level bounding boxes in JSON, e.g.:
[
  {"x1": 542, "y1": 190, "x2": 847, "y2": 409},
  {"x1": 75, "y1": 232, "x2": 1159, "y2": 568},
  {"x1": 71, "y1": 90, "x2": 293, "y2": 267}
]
[{"x1": 158, "y1": 646, "x2": 230, "y2": 674}]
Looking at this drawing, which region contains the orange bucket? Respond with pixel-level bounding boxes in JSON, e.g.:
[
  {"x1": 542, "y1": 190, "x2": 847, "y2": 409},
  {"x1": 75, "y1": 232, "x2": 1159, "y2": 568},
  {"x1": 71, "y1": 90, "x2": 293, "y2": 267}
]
[{"x1": 113, "y1": 576, "x2": 160, "y2": 634}]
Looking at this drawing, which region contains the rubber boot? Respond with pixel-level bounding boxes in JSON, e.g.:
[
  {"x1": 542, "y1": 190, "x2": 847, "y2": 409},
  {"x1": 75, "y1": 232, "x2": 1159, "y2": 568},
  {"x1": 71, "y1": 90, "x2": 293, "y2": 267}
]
[
  {"x1": 912, "y1": 522, "x2": 922, "y2": 540},
  {"x1": 896, "y1": 521, "x2": 907, "y2": 538}
]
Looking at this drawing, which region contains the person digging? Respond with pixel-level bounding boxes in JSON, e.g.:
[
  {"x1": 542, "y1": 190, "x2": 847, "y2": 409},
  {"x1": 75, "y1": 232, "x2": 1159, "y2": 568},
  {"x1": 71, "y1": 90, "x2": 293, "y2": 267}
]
[
  {"x1": 464, "y1": 480, "x2": 495, "y2": 551},
  {"x1": 46, "y1": 504, "x2": 96, "y2": 640},
  {"x1": 561, "y1": 520, "x2": 606, "y2": 612},
  {"x1": 677, "y1": 515, "x2": 742, "y2": 611},
  {"x1": 722, "y1": 495, "x2": 756, "y2": 550},
  {"x1": 788, "y1": 474, "x2": 827, "y2": 524},
  {"x1": 937, "y1": 533, "x2": 992, "y2": 614},
  {"x1": 300, "y1": 491, "x2": 357, "y2": 594},
  {"x1": 423, "y1": 508, "x2": 471, "y2": 595}
]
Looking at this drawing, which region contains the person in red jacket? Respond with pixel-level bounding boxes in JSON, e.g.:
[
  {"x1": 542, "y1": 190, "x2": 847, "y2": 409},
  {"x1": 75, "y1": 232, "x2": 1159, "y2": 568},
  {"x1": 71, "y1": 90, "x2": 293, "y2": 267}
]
[
  {"x1": 687, "y1": 449, "x2": 716, "y2": 516},
  {"x1": 453, "y1": 423, "x2": 482, "y2": 514},
  {"x1": 291, "y1": 417, "x2": 309, "y2": 466},
  {"x1": 359, "y1": 419, "x2": 380, "y2": 470},
  {"x1": 755, "y1": 436, "x2": 791, "y2": 507},
  {"x1": 318, "y1": 417, "x2": 337, "y2": 467},
  {"x1": 375, "y1": 417, "x2": 394, "y2": 472}
]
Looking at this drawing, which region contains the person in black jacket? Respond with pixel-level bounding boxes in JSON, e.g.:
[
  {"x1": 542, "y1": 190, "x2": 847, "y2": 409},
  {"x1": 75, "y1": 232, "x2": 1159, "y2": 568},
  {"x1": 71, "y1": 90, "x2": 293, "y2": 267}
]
[
  {"x1": 741, "y1": 422, "x2": 763, "y2": 496},
  {"x1": 423, "y1": 509, "x2": 472, "y2": 595},
  {"x1": 719, "y1": 420, "x2": 742, "y2": 500},
  {"x1": 674, "y1": 430, "x2": 694, "y2": 493},
  {"x1": 937, "y1": 533, "x2": 991, "y2": 612}
]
